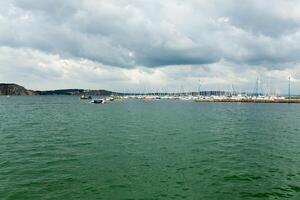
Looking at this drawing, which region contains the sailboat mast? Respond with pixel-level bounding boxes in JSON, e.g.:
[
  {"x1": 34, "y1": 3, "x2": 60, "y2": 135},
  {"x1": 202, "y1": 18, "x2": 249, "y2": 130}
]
[{"x1": 288, "y1": 76, "x2": 291, "y2": 100}]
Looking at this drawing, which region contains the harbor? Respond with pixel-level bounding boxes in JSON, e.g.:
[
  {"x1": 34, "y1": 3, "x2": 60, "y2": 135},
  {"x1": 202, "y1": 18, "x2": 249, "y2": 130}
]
[
  {"x1": 84, "y1": 77, "x2": 300, "y2": 104},
  {"x1": 84, "y1": 93, "x2": 300, "y2": 104}
]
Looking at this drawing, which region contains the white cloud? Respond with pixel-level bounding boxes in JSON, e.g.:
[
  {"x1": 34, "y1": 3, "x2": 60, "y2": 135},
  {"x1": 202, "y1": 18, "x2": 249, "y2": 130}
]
[{"x1": 0, "y1": 0, "x2": 300, "y2": 93}]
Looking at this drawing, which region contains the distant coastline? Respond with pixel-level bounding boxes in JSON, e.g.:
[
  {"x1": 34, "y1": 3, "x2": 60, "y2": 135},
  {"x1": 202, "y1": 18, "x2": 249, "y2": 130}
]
[
  {"x1": 1, "y1": 83, "x2": 300, "y2": 103},
  {"x1": 0, "y1": 83, "x2": 115, "y2": 96}
]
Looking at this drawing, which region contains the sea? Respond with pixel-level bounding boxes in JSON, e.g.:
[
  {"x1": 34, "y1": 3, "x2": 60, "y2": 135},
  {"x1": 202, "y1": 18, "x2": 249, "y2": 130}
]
[{"x1": 1, "y1": 96, "x2": 300, "y2": 200}]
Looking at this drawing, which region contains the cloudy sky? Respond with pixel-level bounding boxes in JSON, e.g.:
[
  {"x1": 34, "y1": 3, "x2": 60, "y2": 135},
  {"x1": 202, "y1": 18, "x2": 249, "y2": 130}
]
[{"x1": 0, "y1": 0, "x2": 300, "y2": 94}]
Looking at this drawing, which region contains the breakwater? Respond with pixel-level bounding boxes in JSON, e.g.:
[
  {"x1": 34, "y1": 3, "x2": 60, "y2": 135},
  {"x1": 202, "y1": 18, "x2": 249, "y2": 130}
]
[{"x1": 194, "y1": 98, "x2": 300, "y2": 103}]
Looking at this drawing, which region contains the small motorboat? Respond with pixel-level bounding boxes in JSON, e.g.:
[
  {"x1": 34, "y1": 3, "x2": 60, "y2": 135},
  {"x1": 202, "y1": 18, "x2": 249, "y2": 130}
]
[
  {"x1": 91, "y1": 99, "x2": 107, "y2": 104},
  {"x1": 80, "y1": 95, "x2": 92, "y2": 99},
  {"x1": 108, "y1": 97, "x2": 114, "y2": 101}
]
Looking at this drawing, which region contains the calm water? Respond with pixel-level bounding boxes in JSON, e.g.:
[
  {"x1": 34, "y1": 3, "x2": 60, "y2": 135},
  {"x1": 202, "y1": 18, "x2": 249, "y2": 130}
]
[{"x1": 1, "y1": 96, "x2": 300, "y2": 200}]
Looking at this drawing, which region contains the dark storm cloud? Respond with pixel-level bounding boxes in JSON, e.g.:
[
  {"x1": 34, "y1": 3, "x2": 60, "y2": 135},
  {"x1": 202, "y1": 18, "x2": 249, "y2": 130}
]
[{"x1": 1, "y1": 0, "x2": 300, "y2": 68}]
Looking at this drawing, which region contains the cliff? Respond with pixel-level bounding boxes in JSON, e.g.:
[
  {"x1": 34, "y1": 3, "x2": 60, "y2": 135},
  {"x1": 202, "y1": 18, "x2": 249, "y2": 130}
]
[
  {"x1": 0, "y1": 83, "x2": 36, "y2": 96},
  {"x1": 0, "y1": 83, "x2": 117, "y2": 96}
]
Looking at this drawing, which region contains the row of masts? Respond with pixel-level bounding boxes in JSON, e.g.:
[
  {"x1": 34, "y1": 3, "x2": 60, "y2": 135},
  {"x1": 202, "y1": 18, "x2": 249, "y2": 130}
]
[{"x1": 115, "y1": 77, "x2": 293, "y2": 98}]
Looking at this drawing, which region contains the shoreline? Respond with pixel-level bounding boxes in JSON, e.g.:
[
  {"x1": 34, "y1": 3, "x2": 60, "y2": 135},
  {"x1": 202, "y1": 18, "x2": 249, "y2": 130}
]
[{"x1": 194, "y1": 99, "x2": 300, "y2": 104}]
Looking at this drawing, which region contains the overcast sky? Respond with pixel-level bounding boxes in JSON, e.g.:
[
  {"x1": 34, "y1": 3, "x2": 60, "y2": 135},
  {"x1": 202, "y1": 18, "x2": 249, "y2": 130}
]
[{"x1": 0, "y1": 0, "x2": 300, "y2": 94}]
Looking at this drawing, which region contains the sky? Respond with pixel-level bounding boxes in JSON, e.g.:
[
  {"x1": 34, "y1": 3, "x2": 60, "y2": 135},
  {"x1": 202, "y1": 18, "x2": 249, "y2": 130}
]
[{"x1": 0, "y1": 0, "x2": 300, "y2": 94}]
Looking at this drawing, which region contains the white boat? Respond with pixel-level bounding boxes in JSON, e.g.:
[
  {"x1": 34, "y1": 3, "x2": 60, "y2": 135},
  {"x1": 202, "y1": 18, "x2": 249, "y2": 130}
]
[
  {"x1": 91, "y1": 99, "x2": 107, "y2": 104},
  {"x1": 179, "y1": 96, "x2": 193, "y2": 101},
  {"x1": 80, "y1": 95, "x2": 92, "y2": 99}
]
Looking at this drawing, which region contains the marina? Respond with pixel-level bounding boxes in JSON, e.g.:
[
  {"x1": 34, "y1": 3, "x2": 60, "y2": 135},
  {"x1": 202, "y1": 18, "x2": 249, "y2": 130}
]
[
  {"x1": 84, "y1": 94, "x2": 300, "y2": 104},
  {"x1": 83, "y1": 77, "x2": 300, "y2": 104}
]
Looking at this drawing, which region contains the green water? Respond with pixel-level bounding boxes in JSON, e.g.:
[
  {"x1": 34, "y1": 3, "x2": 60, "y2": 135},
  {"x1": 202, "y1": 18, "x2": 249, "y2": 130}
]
[{"x1": 1, "y1": 96, "x2": 300, "y2": 200}]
